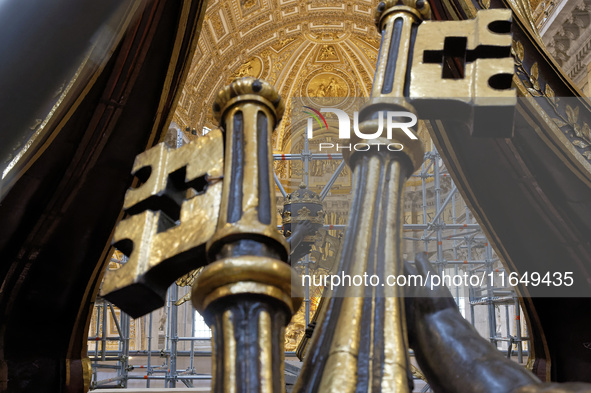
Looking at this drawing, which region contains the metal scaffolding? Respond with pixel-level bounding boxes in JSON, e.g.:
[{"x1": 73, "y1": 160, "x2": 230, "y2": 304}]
[
  {"x1": 88, "y1": 129, "x2": 531, "y2": 390},
  {"x1": 89, "y1": 286, "x2": 215, "y2": 389}
]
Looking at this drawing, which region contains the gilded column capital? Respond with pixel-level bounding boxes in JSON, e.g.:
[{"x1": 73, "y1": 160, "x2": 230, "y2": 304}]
[
  {"x1": 213, "y1": 77, "x2": 285, "y2": 125},
  {"x1": 375, "y1": 0, "x2": 431, "y2": 29}
]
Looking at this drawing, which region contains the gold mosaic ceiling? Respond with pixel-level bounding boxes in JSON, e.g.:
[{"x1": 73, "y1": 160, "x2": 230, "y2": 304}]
[{"x1": 173, "y1": 0, "x2": 383, "y2": 149}]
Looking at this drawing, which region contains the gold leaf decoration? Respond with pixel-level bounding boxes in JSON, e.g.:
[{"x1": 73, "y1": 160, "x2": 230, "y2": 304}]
[
  {"x1": 512, "y1": 40, "x2": 524, "y2": 62},
  {"x1": 584, "y1": 123, "x2": 591, "y2": 143},
  {"x1": 583, "y1": 151, "x2": 591, "y2": 160},
  {"x1": 574, "y1": 106, "x2": 580, "y2": 122},
  {"x1": 566, "y1": 105, "x2": 579, "y2": 125},
  {"x1": 552, "y1": 118, "x2": 567, "y2": 127},
  {"x1": 529, "y1": 63, "x2": 540, "y2": 90},
  {"x1": 572, "y1": 139, "x2": 589, "y2": 149},
  {"x1": 574, "y1": 123, "x2": 582, "y2": 137},
  {"x1": 545, "y1": 84, "x2": 555, "y2": 103},
  {"x1": 481, "y1": 0, "x2": 490, "y2": 8},
  {"x1": 527, "y1": 88, "x2": 541, "y2": 97}
]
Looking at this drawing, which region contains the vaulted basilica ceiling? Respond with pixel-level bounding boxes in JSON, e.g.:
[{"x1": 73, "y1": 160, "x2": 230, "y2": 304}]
[{"x1": 173, "y1": 0, "x2": 382, "y2": 151}]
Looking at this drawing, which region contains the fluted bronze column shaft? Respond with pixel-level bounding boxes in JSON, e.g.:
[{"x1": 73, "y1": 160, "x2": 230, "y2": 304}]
[
  {"x1": 293, "y1": 135, "x2": 422, "y2": 392},
  {"x1": 293, "y1": 1, "x2": 428, "y2": 392},
  {"x1": 361, "y1": 0, "x2": 430, "y2": 121},
  {"x1": 192, "y1": 78, "x2": 301, "y2": 393},
  {"x1": 207, "y1": 80, "x2": 289, "y2": 260},
  {"x1": 372, "y1": 5, "x2": 420, "y2": 98},
  {"x1": 293, "y1": 149, "x2": 415, "y2": 393}
]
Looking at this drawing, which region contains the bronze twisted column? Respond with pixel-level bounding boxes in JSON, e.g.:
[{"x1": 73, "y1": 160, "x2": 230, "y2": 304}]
[
  {"x1": 292, "y1": 1, "x2": 428, "y2": 392},
  {"x1": 191, "y1": 78, "x2": 302, "y2": 393}
]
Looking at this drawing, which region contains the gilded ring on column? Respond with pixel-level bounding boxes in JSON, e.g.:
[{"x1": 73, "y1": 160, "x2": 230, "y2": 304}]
[{"x1": 191, "y1": 256, "x2": 303, "y2": 314}]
